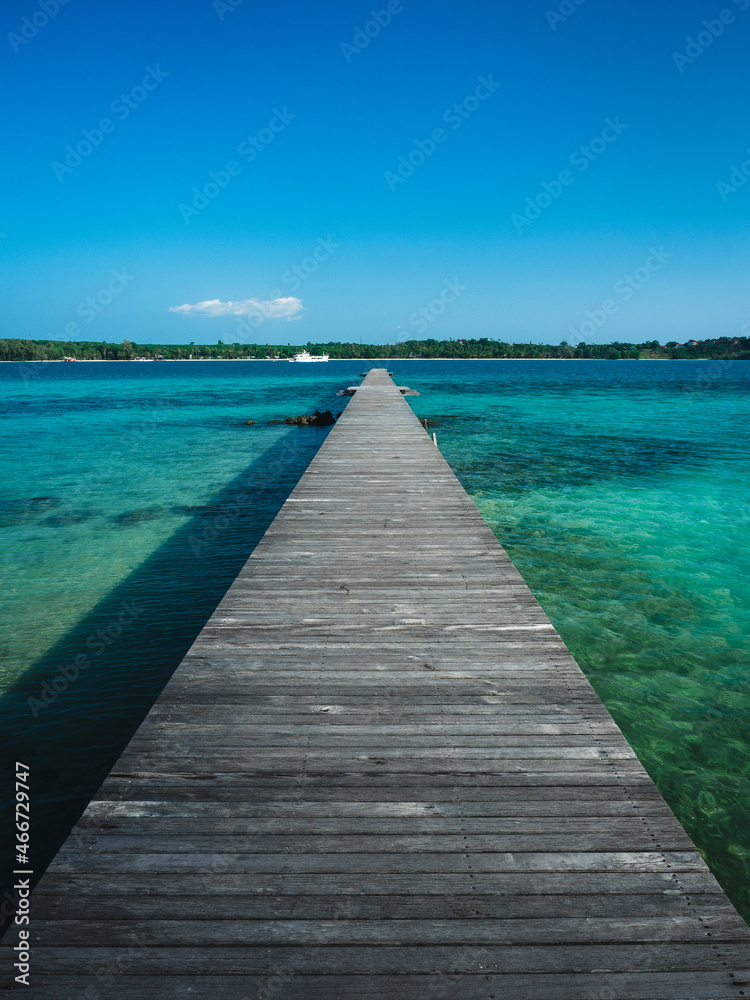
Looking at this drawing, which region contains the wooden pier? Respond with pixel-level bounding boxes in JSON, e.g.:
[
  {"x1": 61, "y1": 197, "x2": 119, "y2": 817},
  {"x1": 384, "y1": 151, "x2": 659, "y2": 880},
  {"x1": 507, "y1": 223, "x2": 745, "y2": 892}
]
[{"x1": 8, "y1": 369, "x2": 750, "y2": 997}]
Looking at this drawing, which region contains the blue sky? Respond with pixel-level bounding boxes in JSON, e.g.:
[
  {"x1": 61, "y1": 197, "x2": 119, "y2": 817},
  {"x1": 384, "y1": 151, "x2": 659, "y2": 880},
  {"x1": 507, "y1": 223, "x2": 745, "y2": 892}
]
[{"x1": 2, "y1": 0, "x2": 749, "y2": 345}]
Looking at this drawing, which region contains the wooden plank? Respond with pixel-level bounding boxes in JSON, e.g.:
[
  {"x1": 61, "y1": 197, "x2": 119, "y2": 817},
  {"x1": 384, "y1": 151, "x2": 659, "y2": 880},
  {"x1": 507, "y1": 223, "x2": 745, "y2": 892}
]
[
  {"x1": 65, "y1": 833, "x2": 699, "y2": 854},
  {"x1": 112, "y1": 747, "x2": 642, "y2": 764},
  {"x1": 45, "y1": 851, "x2": 711, "y2": 874},
  {"x1": 30, "y1": 870, "x2": 727, "y2": 898},
  {"x1": 18, "y1": 972, "x2": 750, "y2": 1000},
  {"x1": 30, "y1": 892, "x2": 739, "y2": 922},
  {"x1": 4, "y1": 368, "x2": 748, "y2": 996},
  {"x1": 33, "y1": 913, "x2": 750, "y2": 946},
  {"x1": 72, "y1": 815, "x2": 687, "y2": 836},
  {"x1": 19, "y1": 942, "x2": 750, "y2": 975},
  {"x1": 80, "y1": 795, "x2": 676, "y2": 818},
  {"x1": 93, "y1": 772, "x2": 664, "y2": 789}
]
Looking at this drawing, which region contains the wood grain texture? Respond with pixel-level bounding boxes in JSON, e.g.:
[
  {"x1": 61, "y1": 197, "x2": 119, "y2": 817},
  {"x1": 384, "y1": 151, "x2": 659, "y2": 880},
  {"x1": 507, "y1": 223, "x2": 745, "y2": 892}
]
[
  {"x1": 17, "y1": 973, "x2": 750, "y2": 1000},
  {"x1": 4, "y1": 369, "x2": 748, "y2": 997}
]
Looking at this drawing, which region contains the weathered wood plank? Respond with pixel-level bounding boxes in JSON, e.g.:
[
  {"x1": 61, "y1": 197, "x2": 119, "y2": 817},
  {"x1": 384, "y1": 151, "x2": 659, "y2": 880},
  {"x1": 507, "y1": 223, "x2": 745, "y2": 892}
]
[
  {"x1": 20, "y1": 942, "x2": 750, "y2": 975},
  {"x1": 80, "y1": 794, "x2": 675, "y2": 818},
  {"x1": 30, "y1": 892, "x2": 738, "y2": 922},
  {"x1": 46, "y1": 850, "x2": 710, "y2": 874},
  {"x1": 18, "y1": 972, "x2": 749, "y2": 1000},
  {"x1": 65, "y1": 833, "x2": 698, "y2": 854},
  {"x1": 34, "y1": 914, "x2": 750, "y2": 946},
  {"x1": 72, "y1": 815, "x2": 687, "y2": 837},
  {"x1": 94, "y1": 771, "x2": 664, "y2": 790},
  {"x1": 31, "y1": 870, "x2": 726, "y2": 898}
]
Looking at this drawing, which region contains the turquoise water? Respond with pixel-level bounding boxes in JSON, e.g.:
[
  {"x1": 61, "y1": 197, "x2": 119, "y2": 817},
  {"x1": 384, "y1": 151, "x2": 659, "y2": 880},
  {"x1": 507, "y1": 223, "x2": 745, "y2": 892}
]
[
  {"x1": 1, "y1": 360, "x2": 749, "y2": 922},
  {"x1": 411, "y1": 361, "x2": 750, "y2": 922}
]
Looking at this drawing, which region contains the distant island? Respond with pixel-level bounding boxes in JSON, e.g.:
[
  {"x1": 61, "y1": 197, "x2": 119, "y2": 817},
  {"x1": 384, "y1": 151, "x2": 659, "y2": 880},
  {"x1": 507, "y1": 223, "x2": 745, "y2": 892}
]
[{"x1": 1, "y1": 335, "x2": 749, "y2": 362}]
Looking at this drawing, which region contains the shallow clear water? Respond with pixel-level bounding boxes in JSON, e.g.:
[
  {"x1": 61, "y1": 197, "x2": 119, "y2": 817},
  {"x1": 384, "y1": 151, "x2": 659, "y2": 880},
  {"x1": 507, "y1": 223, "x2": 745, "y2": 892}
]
[
  {"x1": 0, "y1": 361, "x2": 343, "y2": 689},
  {"x1": 1, "y1": 359, "x2": 749, "y2": 922},
  {"x1": 408, "y1": 359, "x2": 750, "y2": 920}
]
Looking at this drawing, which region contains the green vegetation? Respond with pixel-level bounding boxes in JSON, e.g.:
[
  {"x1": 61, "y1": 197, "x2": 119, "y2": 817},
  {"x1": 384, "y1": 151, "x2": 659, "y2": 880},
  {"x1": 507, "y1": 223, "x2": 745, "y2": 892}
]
[{"x1": 1, "y1": 335, "x2": 749, "y2": 362}]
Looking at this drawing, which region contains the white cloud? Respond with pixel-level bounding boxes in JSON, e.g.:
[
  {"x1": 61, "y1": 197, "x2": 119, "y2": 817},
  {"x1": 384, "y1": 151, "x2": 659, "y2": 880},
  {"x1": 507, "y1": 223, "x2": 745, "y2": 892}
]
[{"x1": 169, "y1": 296, "x2": 303, "y2": 321}]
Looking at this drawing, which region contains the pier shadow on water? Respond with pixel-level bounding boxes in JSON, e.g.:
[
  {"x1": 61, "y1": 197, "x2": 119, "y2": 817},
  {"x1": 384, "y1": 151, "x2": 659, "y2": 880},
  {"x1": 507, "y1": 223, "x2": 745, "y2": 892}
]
[{"x1": 0, "y1": 425, "x2": 332, "y2": 937}]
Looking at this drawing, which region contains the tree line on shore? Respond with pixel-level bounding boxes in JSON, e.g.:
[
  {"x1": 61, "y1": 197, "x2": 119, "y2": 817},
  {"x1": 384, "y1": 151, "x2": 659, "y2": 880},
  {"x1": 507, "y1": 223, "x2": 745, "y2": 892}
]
[{"x1": 1, "y1": 335, "x2": 749, "y2": 362}]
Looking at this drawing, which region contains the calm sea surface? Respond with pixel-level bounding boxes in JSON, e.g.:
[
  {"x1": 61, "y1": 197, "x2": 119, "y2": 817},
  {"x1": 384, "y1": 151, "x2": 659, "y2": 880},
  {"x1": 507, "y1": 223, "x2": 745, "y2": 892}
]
[{"x1": 1, "y1": 359, "x2": 749, "y2": 920}]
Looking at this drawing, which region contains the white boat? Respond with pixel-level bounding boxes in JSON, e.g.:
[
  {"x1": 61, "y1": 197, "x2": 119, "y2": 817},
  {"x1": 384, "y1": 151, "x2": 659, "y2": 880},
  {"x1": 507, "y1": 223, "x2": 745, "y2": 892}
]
[{"x1": 288, "y1": 351, "x2": 329, "y2": 363}]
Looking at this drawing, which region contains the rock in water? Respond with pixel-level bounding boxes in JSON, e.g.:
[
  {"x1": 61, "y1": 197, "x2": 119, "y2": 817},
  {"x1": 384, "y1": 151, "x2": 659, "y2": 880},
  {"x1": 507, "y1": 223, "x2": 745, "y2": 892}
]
[
  {"x1": 244, "y1": 419, "x2": 255, "y2": 425},
  {"x1": 280, "y1": 411, "x2": 336, "y2": 427}
]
